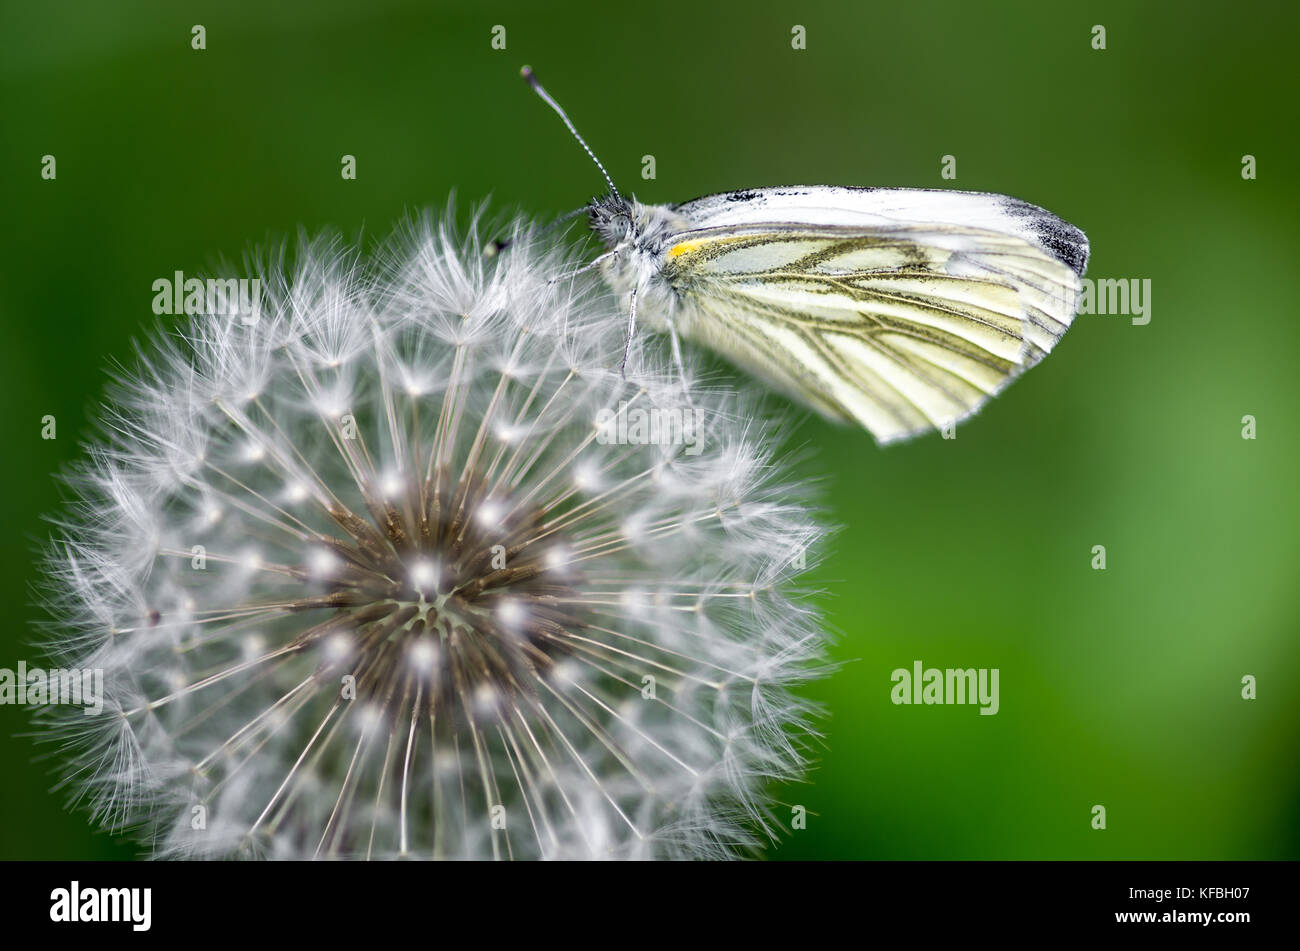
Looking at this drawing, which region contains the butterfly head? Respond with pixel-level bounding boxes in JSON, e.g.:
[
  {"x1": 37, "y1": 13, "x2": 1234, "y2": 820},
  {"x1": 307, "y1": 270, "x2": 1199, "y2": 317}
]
[{"x1": 589, "y1": 194, "x2": 637, "y2": 249}]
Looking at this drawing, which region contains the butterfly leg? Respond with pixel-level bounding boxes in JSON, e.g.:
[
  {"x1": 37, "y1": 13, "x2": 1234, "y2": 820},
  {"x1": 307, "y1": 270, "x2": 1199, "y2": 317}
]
[
  {"x1": 619, "y1": 284, "x2": 638, "y2": 379},
  {"x1": 548, "y1": 249, "x2": 618, "y2": 285},
  {"x1": 664, "y1": 313, "x2": 694, "y2": 407}
]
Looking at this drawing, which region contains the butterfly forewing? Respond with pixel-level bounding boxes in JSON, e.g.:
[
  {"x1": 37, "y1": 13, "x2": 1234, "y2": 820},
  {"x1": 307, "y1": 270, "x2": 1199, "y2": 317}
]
[{"x1": 659, "y1": 192, "x2": 1087, "y2": 444}]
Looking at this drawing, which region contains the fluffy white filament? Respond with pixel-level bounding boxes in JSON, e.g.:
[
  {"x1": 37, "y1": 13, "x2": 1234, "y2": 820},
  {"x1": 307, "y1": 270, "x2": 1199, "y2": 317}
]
[{"x1": 38, "y1": 211, "x2": 827, "y2": 860}]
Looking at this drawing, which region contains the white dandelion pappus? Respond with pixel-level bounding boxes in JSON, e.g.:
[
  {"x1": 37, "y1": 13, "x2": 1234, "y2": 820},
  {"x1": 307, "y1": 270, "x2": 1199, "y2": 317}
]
[{"x1": 38, "y1": 210, "x2": 828, "y2": 860}]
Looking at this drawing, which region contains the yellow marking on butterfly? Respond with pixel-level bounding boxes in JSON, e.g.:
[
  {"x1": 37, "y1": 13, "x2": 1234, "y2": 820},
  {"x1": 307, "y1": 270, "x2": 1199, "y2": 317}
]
[
  {"x1": 668, "y1": 233, "x2": 758, "y2": 260},
  {"x1": 667, "y1": 239, "x2": 709, "y2": 259}
]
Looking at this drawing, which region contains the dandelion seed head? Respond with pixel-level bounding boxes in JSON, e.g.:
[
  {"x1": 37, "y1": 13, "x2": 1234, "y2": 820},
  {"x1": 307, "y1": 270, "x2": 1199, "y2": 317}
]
[
  {"x1": 37, "y1": 209, "x2": 829, "y2": 860},
  {"x1": 241, "y1": 633, "x2": 266, "y2": 661},
  {"x1": 408, "y1": 559, "x2": 438, "y2": 595},
  {"x1": 306, "y1": 548, "x2": 339, "y2": 579},
  {"x1": 406, "y1": 638, "x2": 440, "y2": 680}
]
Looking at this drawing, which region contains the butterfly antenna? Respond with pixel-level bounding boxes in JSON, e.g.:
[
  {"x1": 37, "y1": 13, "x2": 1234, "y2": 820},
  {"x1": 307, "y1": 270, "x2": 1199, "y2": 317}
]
[{"x1": 522, "y1": 65, "x2": 620, "y2": 201}]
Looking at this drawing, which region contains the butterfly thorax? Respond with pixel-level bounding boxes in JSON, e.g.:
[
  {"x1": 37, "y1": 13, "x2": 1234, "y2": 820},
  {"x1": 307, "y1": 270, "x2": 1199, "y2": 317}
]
[{"x1": 590, "y1": 194, "x2": 691, "y2": 332}]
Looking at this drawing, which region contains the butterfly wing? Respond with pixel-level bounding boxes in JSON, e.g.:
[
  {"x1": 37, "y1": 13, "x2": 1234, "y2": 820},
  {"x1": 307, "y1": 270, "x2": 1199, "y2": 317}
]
[{"x1": 662, "y1": 187, "x2": 1088, "y2": 444}]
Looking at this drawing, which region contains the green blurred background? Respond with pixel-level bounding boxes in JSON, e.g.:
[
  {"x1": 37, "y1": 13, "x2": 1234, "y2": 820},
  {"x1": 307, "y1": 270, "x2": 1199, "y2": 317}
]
[{"x1": 1, "y1": 0, "x2": 1295, "y2": 860}]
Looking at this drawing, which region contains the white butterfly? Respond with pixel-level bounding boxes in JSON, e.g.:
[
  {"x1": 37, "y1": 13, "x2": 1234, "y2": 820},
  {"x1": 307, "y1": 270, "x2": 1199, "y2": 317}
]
[{"x1": 522, "y1": 67, "x2": 1089, "y2": 445}]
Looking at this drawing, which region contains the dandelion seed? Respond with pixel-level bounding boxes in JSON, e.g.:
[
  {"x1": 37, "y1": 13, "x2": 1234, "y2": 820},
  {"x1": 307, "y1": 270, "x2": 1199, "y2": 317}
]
[{"x1": 37, "y1": 210, "x2": 829, "y2": 859}]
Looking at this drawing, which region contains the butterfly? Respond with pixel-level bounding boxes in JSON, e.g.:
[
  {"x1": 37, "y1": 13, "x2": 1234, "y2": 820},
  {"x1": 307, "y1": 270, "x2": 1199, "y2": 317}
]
[{"x1": 521, "y1": 67, "x2": 1089, "y2": 445}]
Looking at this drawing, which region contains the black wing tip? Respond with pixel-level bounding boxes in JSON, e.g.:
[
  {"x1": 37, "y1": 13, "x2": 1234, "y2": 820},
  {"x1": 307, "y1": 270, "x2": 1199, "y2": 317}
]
[
  {"x1": 996, "y1": 194, "x2": 1090, "y2": 277},
  {"x1": 824, "y1": 186, "x2": 1092, "y2": 277}
]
